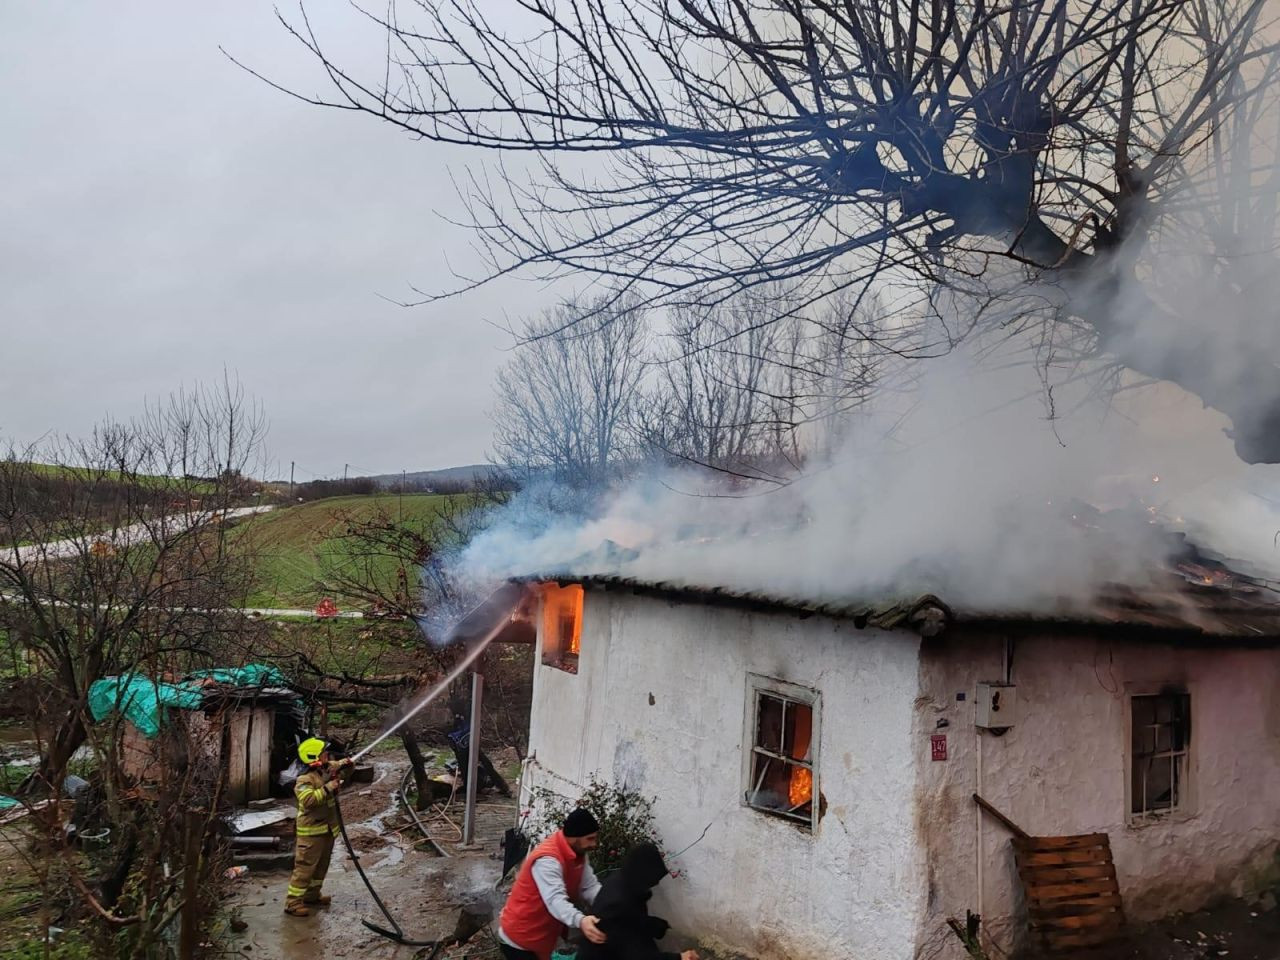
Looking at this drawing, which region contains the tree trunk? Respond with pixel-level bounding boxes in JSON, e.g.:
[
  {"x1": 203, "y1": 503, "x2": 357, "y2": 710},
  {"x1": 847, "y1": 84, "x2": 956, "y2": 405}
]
[
  {"x1": 24, "y1": 710, "x2": 87, "y2": 798},
  {"x1": 400, "y1": 731, "x2": 433, "y2": 812},
  {"x1": 179, "y1": 809, "x2": 202, "y2": 960}
]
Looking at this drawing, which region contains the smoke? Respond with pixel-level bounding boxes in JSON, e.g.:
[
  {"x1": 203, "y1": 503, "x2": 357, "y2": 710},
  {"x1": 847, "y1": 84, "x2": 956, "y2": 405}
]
[
  {"x1": 454, "y1": 93, "x2": 1280, "y2": 614},
  {"x1": 458, "y1": 344, "x2": 1280, "y2": 614}
]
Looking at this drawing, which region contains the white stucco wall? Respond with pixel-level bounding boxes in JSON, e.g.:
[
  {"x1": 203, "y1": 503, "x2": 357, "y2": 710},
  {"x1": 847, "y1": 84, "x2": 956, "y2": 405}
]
[
  {"x1": 524, "y1": 588, "x2": 925, "y2": 960},
  {"x1": 915, "y1": 633, "x2": 1280, "y2": 959}
]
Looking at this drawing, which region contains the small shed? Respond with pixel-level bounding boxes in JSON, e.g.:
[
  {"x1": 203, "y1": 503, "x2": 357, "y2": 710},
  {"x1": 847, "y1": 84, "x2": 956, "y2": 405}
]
[{"x1": 89, "y1": 666, "x2": 305, "y2": 804}]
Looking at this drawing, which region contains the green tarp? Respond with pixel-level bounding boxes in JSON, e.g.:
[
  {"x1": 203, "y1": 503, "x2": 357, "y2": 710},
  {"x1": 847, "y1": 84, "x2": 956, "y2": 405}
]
[
  {"x1": 186, "y1": 664, "x2": 288, "y2": 688},
  {"x1": 87, "y1": 664, "x2": 291, "y2": 739},
  {"x1": 0, "y1": 795, "x2": 18, "y2": 811},
  {"x1": 88, "y1": 676, "x2": 204, "y2": 739}
]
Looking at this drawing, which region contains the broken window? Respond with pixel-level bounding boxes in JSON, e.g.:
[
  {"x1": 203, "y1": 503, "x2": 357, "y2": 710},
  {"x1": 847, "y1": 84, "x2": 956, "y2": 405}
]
[
  {"x1": 1130, "y1": 692, "x2": 1190, "y2": 817},
  {"x1": 743, "y1": 676, "x2": 819, "y2": 830},
  {"x1": 540, "y1": 583, "x2": 583, "y2": 673}
]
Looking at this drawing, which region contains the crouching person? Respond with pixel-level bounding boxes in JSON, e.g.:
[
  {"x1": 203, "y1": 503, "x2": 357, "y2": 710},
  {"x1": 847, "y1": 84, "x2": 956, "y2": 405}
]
[
  {"x1": 498, "y1": 808, "x2": 607, "y2": 960},
  {"x1": 577, "y1": 842, "x2": 699, "y2": 960},
  {"x1": 285, "y1": 737, "x2": 352, "y2": 917}
]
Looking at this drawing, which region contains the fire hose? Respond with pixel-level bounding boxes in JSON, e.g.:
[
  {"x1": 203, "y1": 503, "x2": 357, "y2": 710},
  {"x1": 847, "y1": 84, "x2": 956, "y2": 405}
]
[
  {"x1": 333, "y1": 788, "x2": 443, "y2": 952},
  {"x1": 323, "y1": 593, "x2": 510, "y2": 948}
]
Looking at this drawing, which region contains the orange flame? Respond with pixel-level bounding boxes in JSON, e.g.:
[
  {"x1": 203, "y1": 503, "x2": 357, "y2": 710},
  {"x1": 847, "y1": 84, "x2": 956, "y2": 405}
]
[
  {"x1": 565, "y1": 585, "x2": 583, "y2": 655},
  {"x1": 788, "y1": 703, "x2": 813, "y2": 808},
  {"x1": 788, "y1": 766, "x2": 813, "y2": 807},
  {"x1": 543, "y1": 583, "x2": 584, "y2": 658}
]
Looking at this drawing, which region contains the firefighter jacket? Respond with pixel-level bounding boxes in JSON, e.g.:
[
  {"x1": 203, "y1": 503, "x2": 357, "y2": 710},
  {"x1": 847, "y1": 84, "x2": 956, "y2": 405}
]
[{"x1": 295, "y1": 764, "x2": 341, "y2": 838}]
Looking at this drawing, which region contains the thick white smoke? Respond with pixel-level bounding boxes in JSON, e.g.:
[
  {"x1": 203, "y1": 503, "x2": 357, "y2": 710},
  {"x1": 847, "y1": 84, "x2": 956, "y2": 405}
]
[
  {"x1": 459, "y1": 344, "x2": 1280, "y2": 614},
  {"x1": 457, "y1": 92, "x2": 1280, "y2": 613}
]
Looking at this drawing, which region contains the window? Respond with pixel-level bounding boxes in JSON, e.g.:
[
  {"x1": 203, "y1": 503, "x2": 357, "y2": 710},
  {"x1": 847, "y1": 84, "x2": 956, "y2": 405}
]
[
  {"x1": 1130, "y1": 692, "x2": 1190, "y2": 818},
  {"x1": 540, "y1": 583, "x2": 583, "y2": 673},
  {"x1": 743, "y1": 676, "x2": 820, "y2": 830}
]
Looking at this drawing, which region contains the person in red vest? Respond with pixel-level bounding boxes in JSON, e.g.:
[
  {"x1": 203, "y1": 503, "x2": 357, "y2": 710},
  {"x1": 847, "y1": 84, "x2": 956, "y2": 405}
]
[{"x1": 498, "y1": 808, "x2": 607, "y2": 960}]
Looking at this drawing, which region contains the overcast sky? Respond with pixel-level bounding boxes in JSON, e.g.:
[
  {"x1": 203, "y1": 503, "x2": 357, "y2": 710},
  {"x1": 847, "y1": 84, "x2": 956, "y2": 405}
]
[{"x1": 0, "y1": 3, "x2": 552, "y2": 479}]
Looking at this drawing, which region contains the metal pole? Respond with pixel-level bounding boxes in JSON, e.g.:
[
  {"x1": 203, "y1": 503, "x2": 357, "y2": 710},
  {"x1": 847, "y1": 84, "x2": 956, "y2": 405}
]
[{"x1": 461, "y1": 671, "x2": 484, "y2": 846}]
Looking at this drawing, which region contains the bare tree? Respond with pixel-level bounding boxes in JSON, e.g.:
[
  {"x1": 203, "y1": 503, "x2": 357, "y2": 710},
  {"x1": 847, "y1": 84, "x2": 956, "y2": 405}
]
[
  {"x1": 261, "y1": 0, "x2": 1280, "y2": 462},
  {"x1": 0, "y1": 379, "x2": 267, "y2": 954},
  {"x1": 304, "y1": 483, "x2": 530, "y2": 786},
  {"x1": 640, "y1": 286, "x2": 887, "y2": 474},
  {"x1": 642, "y1": 293, "x2": 795, "y2": 474},
  {"x1": 492, "y1": 296, "x2": 647, "y2": 486},
  {"x1": 0, "y1": 380, "x2": 267, "y2": 789}
]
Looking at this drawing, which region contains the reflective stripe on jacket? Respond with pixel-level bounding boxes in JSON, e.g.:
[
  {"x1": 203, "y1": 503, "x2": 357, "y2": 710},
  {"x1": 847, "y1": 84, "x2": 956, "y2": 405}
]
[{"x1": 295, "y1": 766, "x2": 338, "y2": 837}]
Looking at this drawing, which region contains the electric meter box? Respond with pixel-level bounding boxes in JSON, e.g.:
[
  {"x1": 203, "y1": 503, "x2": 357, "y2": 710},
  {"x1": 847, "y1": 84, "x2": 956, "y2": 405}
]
[{"x1": 975, "y1": 682, "x2": 1017, "y2": 729}]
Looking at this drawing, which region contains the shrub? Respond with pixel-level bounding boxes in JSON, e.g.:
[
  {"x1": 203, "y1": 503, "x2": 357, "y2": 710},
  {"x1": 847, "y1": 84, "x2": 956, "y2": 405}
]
[{"x1": 528, "y1": 776, "x2": 662, "y2": 878}]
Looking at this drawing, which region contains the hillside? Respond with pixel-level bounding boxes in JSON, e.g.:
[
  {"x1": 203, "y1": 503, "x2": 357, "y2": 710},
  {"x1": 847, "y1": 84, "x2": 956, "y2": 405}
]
[
  {"x1": 231, "y1": 493, "x2": 465, "y2": 609},
  {"x1": 368, "y1": 463, "x2": 504, "y2": 490}
]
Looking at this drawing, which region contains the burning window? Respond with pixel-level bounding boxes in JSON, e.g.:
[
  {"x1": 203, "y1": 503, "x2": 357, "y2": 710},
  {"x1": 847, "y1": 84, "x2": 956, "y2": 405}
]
[
  {"x1": 540, "y1": 583, "x2": 583, "y2": 673},
  {"x1": 1130, "y1": 692, "x2": 1191, "y2": 818},
  {"x1": 743, "y1": 676, "x2": 819, "y2": 830}
]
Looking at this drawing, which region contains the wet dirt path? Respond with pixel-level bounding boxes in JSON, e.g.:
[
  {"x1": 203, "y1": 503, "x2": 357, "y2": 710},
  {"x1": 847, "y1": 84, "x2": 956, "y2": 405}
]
[{"x1": 221, "y1": 763, "x2": 517, "y2": 960}]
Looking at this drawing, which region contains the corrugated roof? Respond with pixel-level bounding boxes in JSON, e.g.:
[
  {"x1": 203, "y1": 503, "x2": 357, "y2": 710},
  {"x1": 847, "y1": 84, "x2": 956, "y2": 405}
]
[{"x1": 515, "y1": 557, "x2": 1280, "y2": 644}]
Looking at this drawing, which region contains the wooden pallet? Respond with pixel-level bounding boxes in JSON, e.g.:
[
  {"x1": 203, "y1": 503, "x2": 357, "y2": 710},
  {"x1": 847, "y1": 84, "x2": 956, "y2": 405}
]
[{"x1": 1013, "y1": 833, "x2": 1126, "y2": 955}]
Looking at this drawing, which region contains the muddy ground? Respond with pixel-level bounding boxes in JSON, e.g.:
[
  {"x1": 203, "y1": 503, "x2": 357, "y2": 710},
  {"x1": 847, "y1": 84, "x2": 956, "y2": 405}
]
[
  {"x1": 1123, "y1": 895, "x2": 1280, "y2": 960},
  {"x1": 216, "y1": 759, "x2": 518, "y2": 960}
]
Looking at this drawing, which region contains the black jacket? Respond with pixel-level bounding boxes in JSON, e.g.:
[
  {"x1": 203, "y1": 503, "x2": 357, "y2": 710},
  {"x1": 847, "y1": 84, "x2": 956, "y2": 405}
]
[{"x1": 576, "y1": 843, "x2": 679, "y2": 960}]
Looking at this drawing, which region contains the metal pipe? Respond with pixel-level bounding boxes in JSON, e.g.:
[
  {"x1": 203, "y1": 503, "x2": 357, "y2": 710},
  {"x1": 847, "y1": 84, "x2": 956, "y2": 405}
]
[
  {"x1": 462, "y1": 671, "x2": 484, "y2": 845},
  {"x1": 976, "y1": 724, "x2": 984, "y2": 927},
  {"x1": 230, "y1": 836, "x2": 281, "y2": 849}
]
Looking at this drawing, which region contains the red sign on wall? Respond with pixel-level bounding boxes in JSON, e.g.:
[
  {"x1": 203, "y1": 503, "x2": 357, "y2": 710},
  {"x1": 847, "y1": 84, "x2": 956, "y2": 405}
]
[{"x1": 931, "y1": 734, "x2": 948, "y2": 761}]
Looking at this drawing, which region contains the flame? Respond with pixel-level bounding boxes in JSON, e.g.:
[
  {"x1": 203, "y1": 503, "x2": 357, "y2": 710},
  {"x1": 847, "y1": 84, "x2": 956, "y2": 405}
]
[
  {"x1": 788, "y1": 703, "x2": 814, "y2": 808},
  {"x1": 540, "y1": 583, "x2": 585, "y2": 661},
  {"x1": 788, "y1": 766, "x2": 812, "y2": 807},
  {"x1": 565, "y1": 585, "x2": 583, "y2": 655}
]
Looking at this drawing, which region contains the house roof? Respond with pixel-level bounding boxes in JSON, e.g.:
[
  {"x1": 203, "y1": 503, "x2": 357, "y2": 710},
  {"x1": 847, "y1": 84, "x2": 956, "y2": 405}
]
[{"x1": 514, "y1": 548, "x2": 1280, "y2": 644}]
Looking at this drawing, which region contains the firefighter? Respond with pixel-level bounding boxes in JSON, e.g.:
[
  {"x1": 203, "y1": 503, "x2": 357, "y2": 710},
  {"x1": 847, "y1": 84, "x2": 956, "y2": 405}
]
[{"x1": 284, "y1": 737, "x2": 352, "y2": 917}]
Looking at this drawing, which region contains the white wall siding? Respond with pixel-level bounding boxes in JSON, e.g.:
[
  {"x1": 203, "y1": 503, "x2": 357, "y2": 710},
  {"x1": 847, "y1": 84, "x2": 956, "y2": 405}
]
[
  {"x1": 526, "y1": 589, "x2": 925, "y2": 960},
  {"x1": 915, "y1": 634, "x2": 1280, "y2": 956}
]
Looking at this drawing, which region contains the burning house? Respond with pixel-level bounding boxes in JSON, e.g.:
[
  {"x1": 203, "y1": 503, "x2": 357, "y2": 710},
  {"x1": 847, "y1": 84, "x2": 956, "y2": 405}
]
[{"x1": 491, "y1": 542, "x2": 1280, "y2": 960}]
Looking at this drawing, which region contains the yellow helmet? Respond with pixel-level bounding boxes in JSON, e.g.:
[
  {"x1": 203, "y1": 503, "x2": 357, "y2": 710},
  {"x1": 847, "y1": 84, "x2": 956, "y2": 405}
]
[{"x1": 298, "y1": 737, "x2": 328, "y2": 765}]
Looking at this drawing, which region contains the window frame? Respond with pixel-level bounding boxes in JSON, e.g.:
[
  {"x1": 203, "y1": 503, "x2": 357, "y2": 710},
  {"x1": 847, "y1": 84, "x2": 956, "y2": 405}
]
[
  {"x1": 741, "y1": 674, "x2": 821, "y2": 832},
  {"x1": 1126, "y1": 687, "x2": 1194, "y2": 823}
]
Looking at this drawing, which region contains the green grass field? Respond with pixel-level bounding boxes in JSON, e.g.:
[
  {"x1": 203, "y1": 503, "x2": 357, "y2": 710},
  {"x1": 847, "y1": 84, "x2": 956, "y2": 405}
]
[
  {"x1": 232, "y1": 494, "x2": 464, "y2": 609},
  {"x1": 14, "y1": 461, "x2": 219, "y2": 494}
]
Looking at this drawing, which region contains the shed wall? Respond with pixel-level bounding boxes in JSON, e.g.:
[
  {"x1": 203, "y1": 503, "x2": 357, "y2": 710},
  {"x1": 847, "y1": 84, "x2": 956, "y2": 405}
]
[{"x1": 526, "y1": 589, "x2": 925, "y2": 960}]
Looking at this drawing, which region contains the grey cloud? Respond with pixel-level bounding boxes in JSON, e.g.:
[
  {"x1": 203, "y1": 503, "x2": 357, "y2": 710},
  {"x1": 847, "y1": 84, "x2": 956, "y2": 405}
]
[{"x1": 0, "y1": 2, "x2": 545, "y2": 476}]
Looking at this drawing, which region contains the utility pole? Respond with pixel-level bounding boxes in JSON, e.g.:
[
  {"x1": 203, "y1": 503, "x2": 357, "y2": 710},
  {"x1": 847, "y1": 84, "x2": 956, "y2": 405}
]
[
  {"x1": 399, "y1": 469, "x2": 405, "y2": 521},
  {"x1": 289, "y1": 461, "x2": 295, "y2": 499}
]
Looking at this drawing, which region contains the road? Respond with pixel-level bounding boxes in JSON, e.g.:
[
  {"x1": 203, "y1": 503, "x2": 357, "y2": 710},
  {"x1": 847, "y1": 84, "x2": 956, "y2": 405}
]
[
  {"x1": 5, "y1": 505, "x2": 274, "y2": 565},
  {"x1": 1, "y1": 506, "x2": 375, "y2": 619}
]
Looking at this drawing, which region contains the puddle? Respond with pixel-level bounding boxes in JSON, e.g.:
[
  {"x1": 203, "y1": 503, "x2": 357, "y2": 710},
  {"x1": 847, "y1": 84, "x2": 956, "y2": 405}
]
[
  {"x1": 348, "y1": 762, "x2": 408, "y2": 868},
  {"x1": 0, "y1": 729, "x2": 39, "y2": 767}
]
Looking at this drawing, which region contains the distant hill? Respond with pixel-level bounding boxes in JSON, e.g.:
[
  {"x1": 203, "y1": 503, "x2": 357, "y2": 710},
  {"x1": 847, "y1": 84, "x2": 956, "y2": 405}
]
[{"x1": 368, "y1": 464, "x2": 507, "y2": 491}]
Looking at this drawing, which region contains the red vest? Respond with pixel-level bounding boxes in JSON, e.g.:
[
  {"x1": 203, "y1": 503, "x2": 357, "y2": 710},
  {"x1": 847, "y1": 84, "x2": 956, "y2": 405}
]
[{"x1": 500, "y1": 831, "x2": 587, "y2": 960}]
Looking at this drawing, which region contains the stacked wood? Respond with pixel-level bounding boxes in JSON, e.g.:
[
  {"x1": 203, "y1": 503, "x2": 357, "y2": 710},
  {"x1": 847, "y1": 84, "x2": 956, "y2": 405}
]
[{"x1": 1013, "y1": 833, "x2": 1126, "y2": 955}]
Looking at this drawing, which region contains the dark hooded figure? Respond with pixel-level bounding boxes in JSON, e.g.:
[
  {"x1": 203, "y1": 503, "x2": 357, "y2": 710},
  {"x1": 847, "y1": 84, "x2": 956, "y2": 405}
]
[{"x1": 576, "y1": 843, "x2": 698, "y2": 960}]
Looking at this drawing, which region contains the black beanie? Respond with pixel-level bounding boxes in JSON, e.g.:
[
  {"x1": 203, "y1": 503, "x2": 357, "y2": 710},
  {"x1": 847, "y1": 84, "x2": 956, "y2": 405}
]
[{"x1": 563, "y1": 808, "x2": 600, "y2": 838}]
